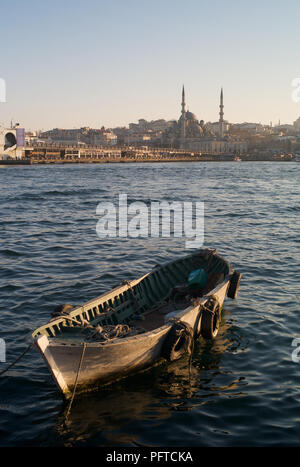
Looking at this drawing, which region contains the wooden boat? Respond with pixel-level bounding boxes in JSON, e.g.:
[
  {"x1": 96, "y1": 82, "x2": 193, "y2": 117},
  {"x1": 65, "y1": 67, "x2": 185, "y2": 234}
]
[{"x1": 32, "y1": 248, "x2": 241, "y2": 399}]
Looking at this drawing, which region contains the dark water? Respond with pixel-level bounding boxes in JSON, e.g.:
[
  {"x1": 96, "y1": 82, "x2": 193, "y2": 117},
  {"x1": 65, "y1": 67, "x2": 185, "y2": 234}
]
[{"x1": 0, "y1": 161, "x2": 299, "y2": 447}]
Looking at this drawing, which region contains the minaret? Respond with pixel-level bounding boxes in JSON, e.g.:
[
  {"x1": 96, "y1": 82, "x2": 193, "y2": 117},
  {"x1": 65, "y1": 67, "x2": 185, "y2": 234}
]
[
  {"x1": 180, "y1": 85, "x2": 186, "y2": 149},
  {"x1": 219, "y1": 87, "x2": 224, "y2": 138}
]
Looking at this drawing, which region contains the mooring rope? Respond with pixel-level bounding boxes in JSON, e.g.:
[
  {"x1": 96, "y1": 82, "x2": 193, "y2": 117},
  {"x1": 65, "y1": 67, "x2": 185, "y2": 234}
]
[
  {"x1": 0, "y1": 343, "x2": 33, "y2": 377},
  {"x1": 188, "y1": 337, "x2": 195, "y2": 382},
  {"x1": 65, "y1": 342, "x2": 87, "y2": 423},
  {"x1": 202, "y1": 294, "x2": 220, "y2": 314}
]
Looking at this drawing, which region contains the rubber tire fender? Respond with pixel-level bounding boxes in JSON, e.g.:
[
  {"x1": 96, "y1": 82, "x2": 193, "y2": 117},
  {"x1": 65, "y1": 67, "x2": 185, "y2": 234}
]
[
  {"x1": 161, "y1": 321, "x2": 194, "y2": 362},
  {"x1": 195, "y1": 308, "x2": 203, "y2": 339},
  {"x1": 201, "y1": 308, "x2": 220, "y2": 340},
  {"x1": 200, "y1": 296, "x2": 221, "y2": 340},
  {"x1": 227, "y1": 271, "x2": 242, "y2": 299}
]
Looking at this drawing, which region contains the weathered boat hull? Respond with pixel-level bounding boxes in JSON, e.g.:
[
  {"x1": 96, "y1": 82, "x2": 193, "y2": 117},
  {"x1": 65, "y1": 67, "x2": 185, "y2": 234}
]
[{"x1": 35, "y1": 280, "x2": 230, "y2": 398}]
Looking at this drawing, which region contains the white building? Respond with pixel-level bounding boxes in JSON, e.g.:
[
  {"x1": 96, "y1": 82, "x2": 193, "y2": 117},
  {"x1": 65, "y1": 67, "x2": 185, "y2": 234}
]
[
  {"x1": 186, "y1": 138, "x2": 248, "y2": 154},
  {"x1": 0, "y1": 125, "x2": 25, "y2": 160},
  {"x1": 293, "y1": 117, "x2": 300, "y2": 131}
]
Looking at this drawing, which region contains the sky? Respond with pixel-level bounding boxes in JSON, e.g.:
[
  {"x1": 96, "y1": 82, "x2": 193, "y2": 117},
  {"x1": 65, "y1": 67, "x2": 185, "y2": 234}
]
[{"x1": 0, "y1": 0, "x2": 300, "y2": 131}]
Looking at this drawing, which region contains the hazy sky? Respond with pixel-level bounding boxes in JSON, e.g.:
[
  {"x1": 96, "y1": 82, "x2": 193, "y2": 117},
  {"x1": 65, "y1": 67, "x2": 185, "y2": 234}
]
[{"x1": 1, "y1": 0, "x2": 300, "y2": 130}]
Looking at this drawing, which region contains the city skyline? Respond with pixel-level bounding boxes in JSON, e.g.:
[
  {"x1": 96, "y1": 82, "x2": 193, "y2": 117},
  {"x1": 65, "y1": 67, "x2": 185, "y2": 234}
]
[{"x1": 1, "y1": 0, "x2": 300, "y2": 130}]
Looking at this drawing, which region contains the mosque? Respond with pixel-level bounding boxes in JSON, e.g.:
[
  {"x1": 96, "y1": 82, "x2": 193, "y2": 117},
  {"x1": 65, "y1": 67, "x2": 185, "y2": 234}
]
[{"x1": 162, "y1": 87, "x2": 247, "y2": 154}]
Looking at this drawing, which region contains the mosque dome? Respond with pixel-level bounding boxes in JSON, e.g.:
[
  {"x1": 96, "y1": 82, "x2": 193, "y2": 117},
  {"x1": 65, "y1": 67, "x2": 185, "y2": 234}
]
[{"x1": 186, "y1": 111, "x2": 198, "y2": 121}]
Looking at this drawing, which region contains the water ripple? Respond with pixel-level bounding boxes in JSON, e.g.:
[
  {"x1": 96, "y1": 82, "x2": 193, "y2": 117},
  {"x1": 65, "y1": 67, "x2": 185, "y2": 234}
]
[{"x1": 0, "y1": 161, "x2": 299, "y2": 446}]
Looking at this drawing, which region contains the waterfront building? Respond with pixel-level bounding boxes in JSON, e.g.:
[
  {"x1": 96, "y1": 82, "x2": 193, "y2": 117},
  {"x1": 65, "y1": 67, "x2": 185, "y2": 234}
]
[
  {"x1": 40, "y1": 127, "x2": 88, "y2": 143},
  {"x1": 125, "y1": 119, "x2": 174, "y2": 146},
  {"x1": 128, "y1": 119, "x2": 172, "y2": 133},
  {"x1": 0, "y1": 124, "x2": 25, "y2": 160},
  {"x1": 40, "y1": 126, "x2": 117, "y2": 146},
  {"x1": 88, "y1": 127, "x2": 117, "y2": 146}
]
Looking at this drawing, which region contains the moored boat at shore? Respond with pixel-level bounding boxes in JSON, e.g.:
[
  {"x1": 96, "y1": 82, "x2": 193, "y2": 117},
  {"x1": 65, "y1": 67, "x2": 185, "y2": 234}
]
[{"x1": 32, "y1": 248, "x2": 241, "y2": 399}]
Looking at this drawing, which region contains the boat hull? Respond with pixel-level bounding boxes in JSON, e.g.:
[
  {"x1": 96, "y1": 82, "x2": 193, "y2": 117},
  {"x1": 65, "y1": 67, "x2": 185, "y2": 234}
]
[{"x1": 35, "y1": 281, "x2": 229, "y2": 398}]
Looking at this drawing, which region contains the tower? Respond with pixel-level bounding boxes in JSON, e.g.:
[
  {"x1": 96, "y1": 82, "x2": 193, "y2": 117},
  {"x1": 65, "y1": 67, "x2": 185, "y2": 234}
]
[
  {"x1": 180, "y1": 85, "x2": 186, "y2": 148},
  {"x1": 219, "y1": 87, "x2": 224, "y2": 138}
]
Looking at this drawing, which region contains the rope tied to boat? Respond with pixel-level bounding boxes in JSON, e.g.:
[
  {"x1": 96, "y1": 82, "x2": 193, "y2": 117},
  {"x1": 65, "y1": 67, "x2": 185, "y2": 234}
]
[
  {"x1": 201, "y1": 295, "x2": 220, "y2": 315},
  {"x1": 65, "y1": 342, "x2": 87, "y2": 424},
  {"x1": 0, "y1": 343, "x2": 33, "y2": 377},
  {"x1": 169, "y1": 318, "x2": 195, "y2": 381}
]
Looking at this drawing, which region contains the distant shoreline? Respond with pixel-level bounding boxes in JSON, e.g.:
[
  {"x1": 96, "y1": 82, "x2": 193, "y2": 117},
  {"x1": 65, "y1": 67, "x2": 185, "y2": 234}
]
[{"x1": 0, "y1": 154, "x2": 296, "y2": 166}]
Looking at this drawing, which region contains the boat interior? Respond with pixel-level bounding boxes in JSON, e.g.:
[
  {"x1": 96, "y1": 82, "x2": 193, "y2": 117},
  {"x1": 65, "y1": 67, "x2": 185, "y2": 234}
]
[{"x1": 32, "y1": 250, "x2": 231, "y2": 342}]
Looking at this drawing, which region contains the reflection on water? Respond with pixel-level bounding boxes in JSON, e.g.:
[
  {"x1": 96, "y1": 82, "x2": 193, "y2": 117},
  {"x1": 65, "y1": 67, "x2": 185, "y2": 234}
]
[
  {"x1": 57, "y1": 386, "x2": 172, "y2": 446},
  {"x1": 55, "y1": 311, "x2": 248, "y2": 446}
]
